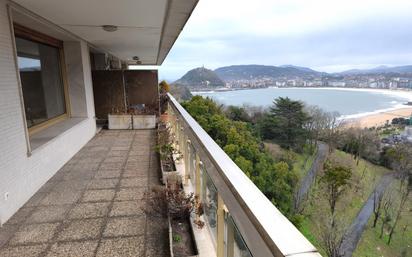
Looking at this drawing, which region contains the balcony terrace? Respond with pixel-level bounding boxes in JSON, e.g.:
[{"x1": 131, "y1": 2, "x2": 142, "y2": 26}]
[
  {"x1": 0, "y1": 129, "x2": 168, "y2": 257},
  {"x1": 0, "y1": 94, "x2": 322, "y2": 257}
]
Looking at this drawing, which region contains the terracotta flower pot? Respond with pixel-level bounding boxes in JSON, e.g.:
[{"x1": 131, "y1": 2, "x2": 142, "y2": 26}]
[{"x1": 160, "y1": 114, "x2": 169, "y2": 123}]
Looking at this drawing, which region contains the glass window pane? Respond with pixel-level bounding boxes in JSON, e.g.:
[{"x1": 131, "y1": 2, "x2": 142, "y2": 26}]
[
  {"x1": 227, "y1": 215, "x2": 252, "y2": 257},
  {"x1": 202, "y1": 169, "x2": 218, "y2": 244},
  {"x1": 16, "y1": 37, "x2": 66, "y2": 128}
]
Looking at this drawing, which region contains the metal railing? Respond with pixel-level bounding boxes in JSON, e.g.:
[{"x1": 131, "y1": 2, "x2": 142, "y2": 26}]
[{"x1": 167, "y1": 93, "x2": 321, "y2": 257}]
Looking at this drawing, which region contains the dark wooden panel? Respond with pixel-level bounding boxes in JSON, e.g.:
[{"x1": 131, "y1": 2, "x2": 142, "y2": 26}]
[
  {"x1": 124, "y1": 70, "x2": 159, "y2": 113},
  {"x1": 14, "y1": 23, "x2": 63, "y2": 48},
  {"x1": 92, "y1": 70, "x2": 126, "y2": 119}
]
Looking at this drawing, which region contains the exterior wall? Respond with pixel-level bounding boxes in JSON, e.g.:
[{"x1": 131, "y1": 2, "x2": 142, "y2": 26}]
[
  {"x1": 64, "y1": 40, "x2": 96, "y2": 118},
  {"x1": 64, "y1": 41, "x2": 89, "y2": 117},
  {"x1": 0, "y1": 0, "x2": 97, "y2": 224}
]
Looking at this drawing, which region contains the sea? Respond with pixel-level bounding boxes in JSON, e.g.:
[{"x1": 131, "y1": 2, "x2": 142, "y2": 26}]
[{"x1": 193, "y1": 87, "x2": 412, "y2": 120}]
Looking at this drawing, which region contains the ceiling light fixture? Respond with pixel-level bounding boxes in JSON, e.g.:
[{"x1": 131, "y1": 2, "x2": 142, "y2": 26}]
[
  {"x1": 102, "y1": 25, "x2": 118, "y2": 32},
  {"x1": 133, "y1": 56, "x2": 140, "y2": 61}
]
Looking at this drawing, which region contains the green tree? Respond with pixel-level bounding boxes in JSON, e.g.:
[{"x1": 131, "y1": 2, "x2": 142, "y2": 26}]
[
  {"x1": 260, "y1": 97, "x2": 310, "y2": 151},
  {"x1": 321, "y1": 160, "x2": 352, "y2": 215},
  {"x1": 339, "y1": 128, "x2": 381, "y2": 165},
  {"x1": 225, "y1": 105, "x2": 250, "y2": 122},
  {"x1": 182, "y1": 96, "x2": 299, "y2": 220},
  {"x1": 383, "y1": 143, "x2": 412, "y2": 245},
  {"x1": 257, "y1": 161, "x2": 297, "y2": 214},
  {"x1": 319, "y1": 160, "x2": 352, "y2": 257}
]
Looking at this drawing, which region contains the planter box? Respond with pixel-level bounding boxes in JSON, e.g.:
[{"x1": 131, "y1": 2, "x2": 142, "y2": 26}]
[
  {"x1": 132, "y1": 115, "x2": 156, "y2": 129},
  {"x1": 161, "y1": 158, "x2": 178, "y2": 185},
  {"x1": 108, "y1": 114, "x2": 132, "y2": 130},
  {"x1": 108, "y1": 114, "x2": 156, "y2": 130},
  {"x1": 168, "y1": 215, "x2": 199, "y2": 257}
]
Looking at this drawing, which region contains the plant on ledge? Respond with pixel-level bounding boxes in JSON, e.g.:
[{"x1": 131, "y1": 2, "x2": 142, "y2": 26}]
[
  {"x1": 144, "y1": 176, "x2": 203, "y2": 256},
  {"x1": 156, "y1": 122, "x2": 181, "y2": 172},
  {"x1": 159, "y1": 80, "x2": 170, "y2": 114}
]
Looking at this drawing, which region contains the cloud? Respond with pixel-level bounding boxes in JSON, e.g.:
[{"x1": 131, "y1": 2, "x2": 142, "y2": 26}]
[{"x1": 159, "y1": 0, "x2": 412, "y2": 80}]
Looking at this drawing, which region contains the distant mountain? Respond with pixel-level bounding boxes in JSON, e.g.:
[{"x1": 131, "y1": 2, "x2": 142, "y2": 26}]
[
  {"x1": 339, "y1": 65, "x2": 412, "y2": 75},
  {"x1": 279, "y1": 65, "x2": 320, "y2": 73},
  {"x1": 173, "y1": 64, "x2": 412, "y2": 90},
  {"x1": 174, "y1": 67, "x2": 225, "y2": 88},
  {"x1": 214, "y1": 64, "x2": 322, "y2": 81}
]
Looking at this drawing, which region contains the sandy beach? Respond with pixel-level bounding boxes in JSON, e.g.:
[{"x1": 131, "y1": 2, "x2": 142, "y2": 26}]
[
  {"x1": 346, "y1": 106, "x2": 412, "y2": 128},
  {"x1": 317, "y1": 88, "x2": 412, "y2": 128}
]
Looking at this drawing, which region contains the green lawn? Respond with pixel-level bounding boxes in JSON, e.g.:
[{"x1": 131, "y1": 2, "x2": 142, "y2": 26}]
[
  {"x1": 264, "y1": 141, "x2": 316, "y2": 180},
  {"x1": 353, "y1": 180, "x2": 412, "y2": 257},
  {"x1": 292, "y1": 147, "x2": 317, "y2": 180},
  {"x1": 299, "y1": 150, "x2": 391, "y2": 256},
  {"x1": 264, "y1": 143, "x2": 399, "y2": 257}
]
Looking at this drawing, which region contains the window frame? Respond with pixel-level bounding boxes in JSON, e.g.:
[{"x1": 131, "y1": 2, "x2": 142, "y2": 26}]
[{"x1": 13, "y1": 23, "x2": 71, "y2": 136}]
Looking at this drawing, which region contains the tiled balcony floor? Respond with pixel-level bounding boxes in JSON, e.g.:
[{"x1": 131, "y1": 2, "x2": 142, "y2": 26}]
[{"x1": 0, "y1": 129, "x2": 168, "y2": 257}]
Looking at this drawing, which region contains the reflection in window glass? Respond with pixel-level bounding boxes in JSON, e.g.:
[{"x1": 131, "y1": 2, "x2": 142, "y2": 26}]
[
  {"x1": 16, "y1": 37, "x2": 66, "y2": 128},
  {"x1": 202, "y1": 169, "x2": 218, "y2": 244},
  {"x1": 226, "y1": 215, "x2": 252, "y2": 257}
]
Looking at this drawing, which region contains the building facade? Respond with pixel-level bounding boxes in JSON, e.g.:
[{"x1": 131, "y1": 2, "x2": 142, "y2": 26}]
[{"x1": 0, "y1": 0, "x2": 198, "y2": 225}]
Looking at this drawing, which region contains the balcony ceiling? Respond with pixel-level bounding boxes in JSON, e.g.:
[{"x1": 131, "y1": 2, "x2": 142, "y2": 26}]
[{"x1": 13, "y1": 0, "x2": 198, "y2": 65}]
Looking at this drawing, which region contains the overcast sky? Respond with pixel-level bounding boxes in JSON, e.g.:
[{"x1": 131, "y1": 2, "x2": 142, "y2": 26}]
[{"x1": 157, "y1": 0, "x2": 412, "y2": 81}]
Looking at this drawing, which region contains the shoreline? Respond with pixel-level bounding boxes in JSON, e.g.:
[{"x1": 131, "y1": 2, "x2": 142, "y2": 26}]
[
  {"x1": 192, "y1": 86, "x2": 412, "y2": 104},
  {"x1": 191, "y1": 86, "x2": 412, "y2": 95},
  {"x1": 193, "y1": 86, "x2": 412, "y2": 128},
  {"x1": 344, "y1": 106, "x2": 412, "y2": 128}
]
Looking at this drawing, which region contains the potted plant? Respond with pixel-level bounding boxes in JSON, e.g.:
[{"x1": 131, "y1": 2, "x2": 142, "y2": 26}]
[
  {"x1": 145, "y1": 176, "x2": 203, "y2": 257},
  {"x1": 157, "y1": 122, "x2": 182, "y2": 184}
]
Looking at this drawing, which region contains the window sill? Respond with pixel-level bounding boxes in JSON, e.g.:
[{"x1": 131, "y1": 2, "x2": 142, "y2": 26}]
[{"x1": 29, "y1": 117, "x2": 88, "y2": 153}]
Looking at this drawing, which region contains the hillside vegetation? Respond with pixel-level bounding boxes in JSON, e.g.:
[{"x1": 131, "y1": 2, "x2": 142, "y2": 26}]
[
  {"x1": 300, "y1": 150, "x2": 391, "y2": 255},
  {"x1": 353, "y1": 179, "x2": 412, "y2": 257},
  {"x1": 182, "y1": 96, "x2": 300, "y2": 220},
  {"x1": 180, "y1": 95, "x2": 411, "y2": 257}
]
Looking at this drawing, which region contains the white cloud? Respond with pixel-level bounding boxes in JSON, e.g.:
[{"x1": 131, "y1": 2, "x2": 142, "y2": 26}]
[{"x1": 160, "y1": 0, "x2": 412, "y2": 80}]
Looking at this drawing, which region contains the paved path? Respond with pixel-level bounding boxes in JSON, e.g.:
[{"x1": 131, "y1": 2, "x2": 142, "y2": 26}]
[
  {"x1": 339, "y1": 173, "x2": 395, "y2": 257},
  {"x1": 0, "y1": 130, "x2": 168, "y2": 257},
  {"x1": 295, "y1": 142, "x2": 329, "y2": 210}
]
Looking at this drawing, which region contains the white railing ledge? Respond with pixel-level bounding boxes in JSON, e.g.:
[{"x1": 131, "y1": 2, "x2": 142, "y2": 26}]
[{"x1": 168, "y1": 93, "x2": 321, "y2": 257}]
